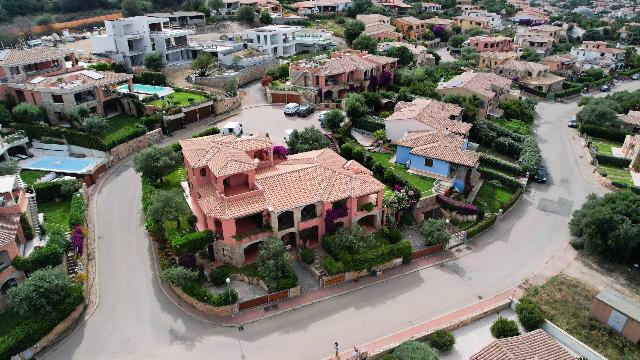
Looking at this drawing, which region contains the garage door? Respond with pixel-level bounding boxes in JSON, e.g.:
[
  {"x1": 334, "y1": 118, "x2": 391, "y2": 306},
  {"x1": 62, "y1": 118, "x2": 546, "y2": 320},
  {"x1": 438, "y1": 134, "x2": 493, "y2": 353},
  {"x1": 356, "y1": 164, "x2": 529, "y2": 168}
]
[
  {"x1": 199, "y1": 105, "x2": 211, "y2": 119},
  {"x1": 271, "y1": 93, "x2": 286, "y2": 104},
  {"x1": 183, "y1": 109, "x2": 198, "y2": 124}
]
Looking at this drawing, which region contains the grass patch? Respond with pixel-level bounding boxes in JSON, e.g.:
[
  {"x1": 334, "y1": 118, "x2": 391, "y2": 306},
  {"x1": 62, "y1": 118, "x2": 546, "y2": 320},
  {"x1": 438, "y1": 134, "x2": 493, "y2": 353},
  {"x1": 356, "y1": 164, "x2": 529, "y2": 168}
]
[
  {"x1": 38, "y1": 200, "x2": 71, "y2": 232},
  {"x1": 101, "y1": 113, "x2": 142, "y2": 145},
  {"x1": 305, "y1": 19, "x2": 345, "y2": 38},
  {"x1": 492, "y1": 118, "x2": 531, "y2": 135},
  {"x1": 591, "y1": 138, "x2": 622, "y2": 156},
  {"x1": 473, "y1": 182, "x2": 515, "y2": 213},
  {"x1": 0, "y1": 309, "x2": 21, "y2": 338},
  {"x1": 149, "y1": 91, "x2": 207, "y2": 108},
  {"x1": 370, "y1": 152, "x2": 436, "y2": 196},
  {"x1": 477, "y1": 144, "x2": 518, "y2": 162},
  {"x1": 599, "y1": 165, "x2": 633, "y2": 186},
  {"x1": 531, "y1": 275, "x2": 640, "y2": 359},
  {"x1": 155, "y1": 167, "x2": 186, "y2": 191},
  {"x1": 19, "y1": 170, "x2": 47, "y2": 186}
]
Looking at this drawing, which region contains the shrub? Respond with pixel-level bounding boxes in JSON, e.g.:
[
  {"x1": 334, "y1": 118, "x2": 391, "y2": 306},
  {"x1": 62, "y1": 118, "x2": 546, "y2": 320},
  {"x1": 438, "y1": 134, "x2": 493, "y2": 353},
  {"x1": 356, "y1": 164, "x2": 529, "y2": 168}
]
[
  {"x1": 257, "y1": 237, "x2": 299, "y2": 292},
  {"x1": 493, "y1": 137, "x2": 522, "y2": 157},
  {"x1": 340, "y1": 142, "x2": 354, "y2": 159},
  {"x1": 81, "y1": 114, "x2": 109, "y2": 135},
  {"x1": 428, "y1": 329, "x2": 456, "y2": 352},
  {"x1": 579, "y1": 124, "x2": 628, "y2": 142},
  {"x1": 210, "y1": 266, "x2": 231, "y2": 286},
  {"x1": 518, "y1": 137, "x2": 542, "y2": 174},
  {"x1": 103, "y1": 123, "x2": 148, "y2": 150},
  {"x1": 479, "y1": 153, "x2": 525, "y2": 176},
  {"x1": 0, "y1": 160, "x2": 17, "y2": 176},
  {"x1": 610, "y1": 181, "x2": 640, "y2": 194},
  {"x1": 68, "y1": 192, "x2": 86, "y2": 227},
  {"x1": 192, "y1": 127, "x2": 221, "y2": 138},
  {"x1": 387, "y1": 228, "x2": 402, "y2": 244},
  {"x1": 20, "y1": 214, "x2": 33, "y2": 241},
  {"x1": 33, "y1": 179, "x2": 82, "y2": 202},
  {"x1": 133, "y1": 71, "x2": 167, "y2": 86},
  {"x1": 160, "y1": 266, "x2": 199, "y2": 288},
  {"x1": 594, "y1": 153, "x2": 632, "y2": 167},
  {"x1": 419, "y1": 218, "x2": 451, "y2": 247},
  {"x1": 170, "y1": 230, "x2": 214, "y2": 254},
  {"x1": 466, "y1": 214, "x2": 497, "y2": 238},
  {"x1": 477, "y1": 167, "x2": 522, "y2": 190},
  {"x1": 358, "y1": 202, "x2": 375, "y2": 212},
  {"x1": 8, "y1": 267, "x2": 73, "y2": 316},
  {"x1": 490, "y1": 317, "x2": 520, "y2": 338},
  {"x1": 516, "y1": 298, "x2": 545, "y2": 331},
  {"x1": 570, "y1": 237, "x2": 585, "y2": 250},
  {"x1": 323, "y1": 255, "x2": 344, "y2": 275},
  {"x1": 177, "y1": 253, "x2": 198, "y2": 270},
  {"x1": 210, "y1": 289, "x2": 238, "y2": 306},
  {"x1": 300, "y1": 248, "x2": 315, "y2": 265},
  {"x1": 352, "y1": 116, "x2": 385, "y2": 133},
  {"x1": 12, "y1": 103, "x2": 45, "y2": 123},
  {"x1": 435, "y1": 194, "x2": 479, "y2": 215},
  {"x1": 141, "y1": 113, "x2": 162, "y2": 130},
  {"x1": 392, "y1": 340, "x2": 437, "y2": 360}
]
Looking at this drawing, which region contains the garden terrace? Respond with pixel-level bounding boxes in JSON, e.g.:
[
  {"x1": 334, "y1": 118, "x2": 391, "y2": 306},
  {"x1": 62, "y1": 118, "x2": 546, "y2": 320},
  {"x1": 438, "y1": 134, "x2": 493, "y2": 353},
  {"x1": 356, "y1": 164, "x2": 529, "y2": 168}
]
[
  {"x1": 370, "y1": 152, "x2": 436, "y2": 196},
  {"x1": 149, "y1": 91, "x2": 208, "y2": 108}
]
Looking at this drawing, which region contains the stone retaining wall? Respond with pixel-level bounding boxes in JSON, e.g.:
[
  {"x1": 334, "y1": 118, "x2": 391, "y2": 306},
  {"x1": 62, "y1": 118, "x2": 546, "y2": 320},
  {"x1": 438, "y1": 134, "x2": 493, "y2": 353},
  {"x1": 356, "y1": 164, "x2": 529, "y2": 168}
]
[
  {"x1": 192, "y1": 62, "x2": 279, "y2": 89},
  {"x1": 213, "y1": 95, "x2": 241, "y2": 114},
  {"x1": 109, "y1": 129, "x2": 163, "y2": 163},
  {"x1": 230, "y1": 273, "x2": 269, "y2": 292},
  {"x1": 171, "y1": 284, "x2": 238, "y2": 316},
  {"x1": 344, "y1": 258, "x2": 402, "y2": 281}
]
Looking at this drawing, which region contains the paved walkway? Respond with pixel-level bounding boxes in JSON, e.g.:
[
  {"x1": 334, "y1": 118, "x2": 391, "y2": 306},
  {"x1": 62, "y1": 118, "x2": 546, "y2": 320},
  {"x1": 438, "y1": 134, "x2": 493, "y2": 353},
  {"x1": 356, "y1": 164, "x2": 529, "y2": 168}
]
[{"x1": 290, "y1": 260, "x2": 320, "y2": 294}]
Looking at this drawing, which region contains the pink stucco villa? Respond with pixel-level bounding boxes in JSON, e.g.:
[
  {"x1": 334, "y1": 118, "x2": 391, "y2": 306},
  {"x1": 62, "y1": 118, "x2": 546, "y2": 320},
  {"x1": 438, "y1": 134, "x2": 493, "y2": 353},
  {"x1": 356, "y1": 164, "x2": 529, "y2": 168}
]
[
  {"x1": 179, "y1": 135, "x2": 385, "y2": 266},
  {"x1": 468, "y1": 36, "x2": 513, "y2": 53}
]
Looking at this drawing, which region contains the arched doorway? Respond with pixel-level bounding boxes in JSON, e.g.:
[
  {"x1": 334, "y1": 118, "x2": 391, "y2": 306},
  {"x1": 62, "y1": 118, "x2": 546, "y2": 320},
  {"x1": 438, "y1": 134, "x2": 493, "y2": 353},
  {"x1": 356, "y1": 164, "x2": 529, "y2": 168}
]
[
  {"x1": 357, "y1": 215, "x2": 377, "y2": 232},
  {"x1": 300, "y1": 226, "x2": 319, "y2": 248},
  {"x1": 281, "y1": 232, "x2": 297, "y2": 251},
  {"x1": 243, "y1": 241, "x2": 262, "y2": 265}
]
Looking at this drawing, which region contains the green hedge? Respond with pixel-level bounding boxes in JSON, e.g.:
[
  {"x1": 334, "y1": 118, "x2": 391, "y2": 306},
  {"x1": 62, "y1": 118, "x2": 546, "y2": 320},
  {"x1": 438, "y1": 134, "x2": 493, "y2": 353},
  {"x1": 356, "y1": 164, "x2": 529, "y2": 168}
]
[
  {"x1": 192, "y1": 127, "x2": 221, "y2": 138},
  {"x1": 68, "y1": 192, "x2": 86, "y2": 227},
  {"x1": 595, "y1": 153, "x2": 631, "y2": 167},
  {"x1": 132, "y1": 71, "x2": 167, "y2": 86},
  {"x1": 466, "y1": 214, "x2": 497, "y2": 238},
  {"x1": 323, "y1": 238, "x2": 412, "y2": 275},
  {"x1": 479, "y1": 153, "x2": 525, "y2": 176},
  {"x1": 103, "y1": 123, "x2": 147, "y2": 150},
  {"x1": 352, "y1": 116, "x2": 385, "y2": 133},
  {"x1": 0, "y1": 284, "x2": 84, "y2": 360},
  {"x1": 477, "y1": 167, "x2": 523, "y2": 190},
  {"x1": 619, "y1": 67, "x2": 640, "y2": 77},
  {"x1": 33, "y1": 179, "x2": 82, "y2": 203},
  {"x1": 11, "y1": 123, "x2": 107, "y2": 151},
  {"x1": 611, "y1": 181, "x2": 640, "y2": 194},
  {"x1": 580, "y1": 124, "x2": 629, "y2": 142},
  {"x1": 169, "y1": 230, "x2": 214, "y2": 254},
  {"x1": 555, "y1": 86, "x2": 582, "y2": 98}
]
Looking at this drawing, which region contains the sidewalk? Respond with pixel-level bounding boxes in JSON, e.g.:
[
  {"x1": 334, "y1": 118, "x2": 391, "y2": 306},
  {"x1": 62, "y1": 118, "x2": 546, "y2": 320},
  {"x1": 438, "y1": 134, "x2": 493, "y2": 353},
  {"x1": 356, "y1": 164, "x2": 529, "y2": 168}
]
[
  {"x1": 331, "y1": 286, "x2": 525, "y2": 360},
  {"x1": 159, "y1": 245, "x2": 470, "y2": 326}
]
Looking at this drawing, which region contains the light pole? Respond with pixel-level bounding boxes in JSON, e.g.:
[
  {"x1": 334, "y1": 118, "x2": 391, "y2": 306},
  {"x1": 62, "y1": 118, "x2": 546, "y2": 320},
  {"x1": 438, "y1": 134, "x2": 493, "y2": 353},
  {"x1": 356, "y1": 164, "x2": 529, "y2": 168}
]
[{"x1": 225, "y1": 277, "x2": 231, "y2": 303}]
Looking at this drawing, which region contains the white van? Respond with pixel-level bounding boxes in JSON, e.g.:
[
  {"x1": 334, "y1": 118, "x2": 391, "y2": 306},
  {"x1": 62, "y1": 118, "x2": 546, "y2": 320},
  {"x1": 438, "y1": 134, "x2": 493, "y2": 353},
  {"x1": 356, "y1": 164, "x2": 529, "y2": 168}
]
[{"x1": 221, "y1": 122, "x2": 243, "y2": 136}]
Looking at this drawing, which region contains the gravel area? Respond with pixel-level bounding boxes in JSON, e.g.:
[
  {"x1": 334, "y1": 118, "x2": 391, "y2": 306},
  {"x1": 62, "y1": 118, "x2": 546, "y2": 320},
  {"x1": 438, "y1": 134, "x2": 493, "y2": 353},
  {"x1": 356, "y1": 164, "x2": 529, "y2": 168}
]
[
  {"x1": 402, "y1": 228, "x2": 425, "y2": 250},
  {"x1": 291, "y1": 260, "x2": 320, "y2": 294},
  {"x1": 208, "y1": 280, "x2": 267, "y2": 302}
]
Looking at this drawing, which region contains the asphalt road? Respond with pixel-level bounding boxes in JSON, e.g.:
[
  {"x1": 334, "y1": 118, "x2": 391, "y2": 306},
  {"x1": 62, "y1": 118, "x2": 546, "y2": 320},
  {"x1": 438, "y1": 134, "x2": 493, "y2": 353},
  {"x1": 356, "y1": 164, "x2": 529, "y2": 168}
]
[{"x1": 43, "y1": 81, "x2": 640, "y2": 360}]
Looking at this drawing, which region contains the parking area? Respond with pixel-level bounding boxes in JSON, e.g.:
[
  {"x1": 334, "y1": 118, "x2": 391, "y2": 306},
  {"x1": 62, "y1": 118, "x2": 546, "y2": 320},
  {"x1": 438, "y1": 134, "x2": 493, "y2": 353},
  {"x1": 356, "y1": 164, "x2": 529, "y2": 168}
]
[{"x1": 221, "y1": 82, "x2": 325, "y2": 145}]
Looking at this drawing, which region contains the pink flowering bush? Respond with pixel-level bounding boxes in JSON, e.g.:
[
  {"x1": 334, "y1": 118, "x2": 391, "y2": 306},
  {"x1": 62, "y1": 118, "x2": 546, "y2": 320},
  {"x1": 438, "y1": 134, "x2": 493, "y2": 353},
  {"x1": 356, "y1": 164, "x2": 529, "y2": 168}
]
[
  {"x1": 273, "y1": 145, "x2": 288, "y2": 158},
  {"x1": 436, "y1": 195, "x2": 479, "y2": 215},
  {"x1": 325, "y1": 207, "x2": 349, "y2": 233},
  {"x1": 71, "y1": 225, "x2": 84, "y2": 255}
]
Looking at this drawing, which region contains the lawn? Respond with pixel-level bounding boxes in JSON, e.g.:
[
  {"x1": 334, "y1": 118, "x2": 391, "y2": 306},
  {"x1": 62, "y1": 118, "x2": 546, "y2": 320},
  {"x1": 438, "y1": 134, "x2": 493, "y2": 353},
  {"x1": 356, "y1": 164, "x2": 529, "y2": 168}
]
[
  {"x1": 101, "y1": 114, "x2": 142, "y2": 145},
  {"x1": 155, "y1": 167, "x2": 186, "y2": 191},
  {"x1": 19, "y1": 170, "x2": 47, "y2": 186},
  {"x1": 149, "y1": 91, "x2": 207, "y2": 108},
  {"x1": 531, "y1": 275, "x2": 640, "y2": 360},
  {"x1": 39, "y1": 200, "x2": 71, "y2": 232},
  {"x1": 599, "y1": 165, "x2": 633, "y2": 186},
  {"x1": 473, "y1": 182, "x2": 515, "y2": 213},
  {"x1": 591, "y1": 138, "x2": 622, "y2": 155},
  {"x1": 370, "y1": 152, "x2": 436, "y2": 196},
  {"x1": 477, "y1": 145, "x2": 519, "y2": 162}
]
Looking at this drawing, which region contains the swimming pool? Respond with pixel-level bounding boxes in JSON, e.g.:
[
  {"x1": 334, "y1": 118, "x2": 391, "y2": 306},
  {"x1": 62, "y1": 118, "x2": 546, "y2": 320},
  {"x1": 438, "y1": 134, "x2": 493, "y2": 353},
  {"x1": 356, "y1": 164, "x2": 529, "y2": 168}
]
[
  {"x1": 117, "y1": 84, "x2": 174, "y2": 97},
  {"x1": 20, "y1": 156, "x2": 106, "y2": 174}
]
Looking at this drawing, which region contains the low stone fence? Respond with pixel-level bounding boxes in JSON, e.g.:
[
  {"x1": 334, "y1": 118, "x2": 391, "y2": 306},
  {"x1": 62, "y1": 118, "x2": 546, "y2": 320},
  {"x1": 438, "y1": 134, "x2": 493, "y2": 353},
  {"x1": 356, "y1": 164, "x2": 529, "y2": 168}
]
[
  {"x1": 237, "y1": 286, "x2": 301, "y2": 312},
  {"x1": 212, "y1": 95, "x2": 241, "y2": 114},
  {"x1": 192, "y1": 61, "x2": 279, "y2": 89},
  {"x1": 320, "y1": 258, "x2": 403, "y2": 288},
  {"x1": 171, "y1": 284, "x2": 238, "y2": 317},
  {"x1": 109, "y1": 129, "x2": 163, "y2": 163},
  {"x1": 411, "y1": 244, "x2": 445, "y2": 260}
]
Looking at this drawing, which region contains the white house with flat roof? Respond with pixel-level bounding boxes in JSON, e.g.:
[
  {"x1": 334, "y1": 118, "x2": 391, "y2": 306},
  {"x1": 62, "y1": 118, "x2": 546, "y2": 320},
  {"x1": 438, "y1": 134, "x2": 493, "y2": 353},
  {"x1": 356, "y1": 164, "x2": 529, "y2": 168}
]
[
  {"x1": 242, "y1": 25, "x2": 335, "y2": 57},
  {"x1": 91, "y1": 16, "x2": 195, "y2": 68}
]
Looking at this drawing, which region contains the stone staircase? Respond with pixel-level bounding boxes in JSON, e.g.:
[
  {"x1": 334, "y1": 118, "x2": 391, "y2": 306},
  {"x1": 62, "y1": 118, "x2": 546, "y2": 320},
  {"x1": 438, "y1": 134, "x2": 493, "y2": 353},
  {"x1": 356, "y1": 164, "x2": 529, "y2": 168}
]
[
  {"x1": 65, "y1": 243, "x2": 83, "y2": 276},
  {"x1": 16, "y1": 173, "x2": 42, "y2": 239},
  {"x1": 434, "y1": 178, "x2": 454, "y2": 196}
]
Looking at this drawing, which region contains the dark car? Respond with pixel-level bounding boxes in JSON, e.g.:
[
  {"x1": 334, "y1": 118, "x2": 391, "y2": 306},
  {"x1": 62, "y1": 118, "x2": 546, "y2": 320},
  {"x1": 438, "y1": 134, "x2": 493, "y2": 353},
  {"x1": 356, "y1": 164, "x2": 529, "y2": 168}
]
[
  {"x1": 532, "y1": 166, "x2": 548, "y2": 183},
  {"x1": 600, "y1": 84, "x2": 612, "y2": 92},
  {"x1": 297, "y1": 105, "x2": 314, "y2": 117}
]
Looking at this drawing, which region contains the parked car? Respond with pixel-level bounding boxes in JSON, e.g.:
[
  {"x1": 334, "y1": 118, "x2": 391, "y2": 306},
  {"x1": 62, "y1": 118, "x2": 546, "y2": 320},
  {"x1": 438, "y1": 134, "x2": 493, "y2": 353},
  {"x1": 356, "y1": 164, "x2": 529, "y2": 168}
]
[
  {"x1": 600, "y1": 84, "x2": 612, "y2": 92},
  {"x1": 221, "y1": 121, "x2": 243, "y2": 136},
  {"x1": 632, "y1": 73, "x2": 640, "y2": 80},
  {"x1": 532, "y1": 166, "x2": 548, "y2": 183},
  {"x1": 284, "y1": 103, "x2": 300, "y2": 115},
  {"x1": 568, "y1": 116, "x2": 578, "y2": 128},
  {"x1": 297, "y1": 105, "x2": 314, "y2": 117},
  {"x1": 318, "y1": 110, "x2": 329, "y2": 127},
  {"x1": 284, "y1": 129, "x2": 294, "y2": 142}
]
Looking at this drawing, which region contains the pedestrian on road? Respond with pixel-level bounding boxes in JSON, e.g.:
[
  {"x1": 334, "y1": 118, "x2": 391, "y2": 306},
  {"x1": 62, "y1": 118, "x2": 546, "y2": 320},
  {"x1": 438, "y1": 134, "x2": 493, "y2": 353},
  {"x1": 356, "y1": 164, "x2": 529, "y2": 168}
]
[
  {"x1": 334, "y1": 342, "x2": 339, "y2": 357},
  {"x1": 351, "y1": 347, "x2": 360, "y2": 359}
]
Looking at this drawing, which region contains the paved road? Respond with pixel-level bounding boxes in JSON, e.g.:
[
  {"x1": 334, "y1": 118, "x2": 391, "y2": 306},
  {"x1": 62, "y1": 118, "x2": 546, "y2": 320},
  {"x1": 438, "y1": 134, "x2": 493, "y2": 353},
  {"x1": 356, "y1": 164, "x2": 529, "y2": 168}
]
[{"x1": 43, "y1": 82, "x2": 640, "y2": 360}]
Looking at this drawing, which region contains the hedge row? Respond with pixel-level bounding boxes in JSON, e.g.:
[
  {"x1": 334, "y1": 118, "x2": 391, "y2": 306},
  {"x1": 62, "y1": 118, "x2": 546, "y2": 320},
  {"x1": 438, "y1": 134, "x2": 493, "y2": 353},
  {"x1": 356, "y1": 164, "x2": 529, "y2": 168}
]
[
  {"x1": 580, "y1": 124, "x2": 629, "y2": 142},
  {"x1": 555, "y1": 86, "x2": 582, "y2": 98},
  {"x1": 192, "y1": 127, "x2": 221, "y2": 138},
  {"x1": 611, "y1": 181, "x2": 640, "y2": 195},
  {"x1": 619, "y1": 67, "x2": 640, "y2": 77},
  {"x1": 132, "y1": 71, "x2": 167, "y2": 86},
  {"x1": 595, "y1": 153, "x2": 631, "y2": 167},
  {"x1": 467, "y1": 214, "x2": 497, "y2": 238},
  {"x1": 477, "y1": 167, "x2": 523, "y2": 190},
  {"x1": 68, "y1": 192, "x2": 86, "y2": 227},
  {"x1": 103, "y1": 123, "x2": 147, "y2": 150},
  {"x1": 352, "y1": 116, "x2": 385, "y2": 133},
  {"x1": 0, "y1": 285, "x2": 84, "y2": 360},
  {"x1": 479, "y1": 153, "x2": 525, "y2": 176},
  {"x1": 323, "y1": 238, "x2": 412, "y2": 275},
  {"x1": 33, "y1": 179, "x2": 82, "y2": 203},
  {"x1": 169, "y1": 230, "x2": 214, "y2": 255}
]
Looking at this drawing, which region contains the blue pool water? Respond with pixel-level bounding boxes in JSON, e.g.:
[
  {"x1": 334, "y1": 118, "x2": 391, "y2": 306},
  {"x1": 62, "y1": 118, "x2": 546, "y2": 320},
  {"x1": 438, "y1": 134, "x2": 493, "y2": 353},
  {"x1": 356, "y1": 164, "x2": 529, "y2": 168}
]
[
  {"x1": 21, "y1": 156, "x2": 103, "y2": 174},
  {"x1": 117, "y1": 84, "x2": 174, "y2": 96}
]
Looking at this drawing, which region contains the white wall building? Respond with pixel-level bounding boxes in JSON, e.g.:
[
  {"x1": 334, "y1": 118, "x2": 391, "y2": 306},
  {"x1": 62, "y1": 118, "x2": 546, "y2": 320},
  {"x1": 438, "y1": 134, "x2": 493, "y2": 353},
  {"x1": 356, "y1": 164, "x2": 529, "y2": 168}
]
[
  {"x1": 463, "y1": 9, "x2": 503, "y2": 30},
  {"x1": 242, "y1": 25, "x2": 334, "y2": 57},
  {"x1": 570, "y1": 41, "x2": 625, "y2": 71},
  {"x1": 91, "y1": 16, "x2": 195, "y2": 68}
]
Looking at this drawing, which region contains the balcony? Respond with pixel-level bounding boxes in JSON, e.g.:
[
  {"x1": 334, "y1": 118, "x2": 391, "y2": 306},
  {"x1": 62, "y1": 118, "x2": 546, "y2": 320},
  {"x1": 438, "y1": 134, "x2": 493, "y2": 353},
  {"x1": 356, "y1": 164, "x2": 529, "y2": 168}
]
[{"x1": 0, "y1": 261, "x2": 10, "y2": 273}]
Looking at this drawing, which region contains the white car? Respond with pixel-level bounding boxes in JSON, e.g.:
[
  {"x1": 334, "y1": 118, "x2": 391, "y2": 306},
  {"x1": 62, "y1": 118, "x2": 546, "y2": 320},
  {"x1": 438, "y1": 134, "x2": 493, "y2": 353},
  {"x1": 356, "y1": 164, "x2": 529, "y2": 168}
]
[
  {"x1": 318, "y1": 111, "x2": 329, "y2": 127},
  {"x1": 284, "y1": 103, "x2": 300, "y2": 116},
  {"x1": 283, "y1": 129, "x2": 294, "y2": 142}
]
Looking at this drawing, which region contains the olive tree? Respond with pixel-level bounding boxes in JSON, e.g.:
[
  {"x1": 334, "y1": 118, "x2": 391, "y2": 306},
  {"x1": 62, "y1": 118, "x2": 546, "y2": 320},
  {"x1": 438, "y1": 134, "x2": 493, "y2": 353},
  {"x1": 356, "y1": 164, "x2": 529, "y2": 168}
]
[
  {"x1": 133, "y1": 145, "x2": 180, "y2": 183},
  {"x1": 148, "y1": 189, "x2": 191, "y2": 228},
  {"x1": 8, "y1": 267, "x2": 73, "y2": 316}
]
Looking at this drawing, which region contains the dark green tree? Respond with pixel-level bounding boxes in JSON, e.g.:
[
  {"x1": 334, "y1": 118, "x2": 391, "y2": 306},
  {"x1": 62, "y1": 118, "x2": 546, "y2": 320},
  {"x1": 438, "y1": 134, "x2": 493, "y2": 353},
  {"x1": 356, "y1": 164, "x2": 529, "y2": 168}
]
[
  {"x1": 285, "y1": 127, "x2": 330, "y2": 154},
  {"x1": 385, "y1": 46, "x2": 414, "y2": 66},
  {"x1": 144, "y1": 52, "x2": 164, "y2": 71},
  {"x1": 133, "y1": 145, "x2": 180, "y2": 183},
  {"x1": 237, "y1": 5, "x2": 255, "y2": 23},
  {"x1": 344, "y1": 20, "x2": 365, "y2": 45}
]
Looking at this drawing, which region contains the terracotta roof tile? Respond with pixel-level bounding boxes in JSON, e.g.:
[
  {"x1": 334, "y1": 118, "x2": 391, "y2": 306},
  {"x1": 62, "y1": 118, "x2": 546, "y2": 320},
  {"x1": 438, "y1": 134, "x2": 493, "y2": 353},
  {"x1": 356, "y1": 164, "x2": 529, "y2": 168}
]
[
  {"x1": 437, "y1": 71, "x2": 512, "y2": 100},
  {"x1": 386, "y1": 98, "x2": 471, "y2": 135},
  {"x1": 470, "y1": 329, "x2": 574, "y2": 360},
  {"x1": 0, "y1": 47, "x2": 73, "y2": 67},
  {"x1": 620, "y1": 110, "x2": 640, "y2": 126},
  {"x1": 0, "y1": 213, "x2": 20, "y2": 248}
]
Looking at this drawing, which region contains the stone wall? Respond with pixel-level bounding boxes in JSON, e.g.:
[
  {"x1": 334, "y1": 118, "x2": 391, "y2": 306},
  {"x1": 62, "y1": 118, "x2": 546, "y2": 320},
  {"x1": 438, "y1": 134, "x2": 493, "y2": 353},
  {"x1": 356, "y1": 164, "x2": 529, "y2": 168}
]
[
  {"x1": 171, "y1": 284, "x2": 239, "y2": 317},
  {"x1": 109, "y1": 129, "x2": 163, "y2": 163},
  {"x1": 192, "y1": 61, "x2": 279, "y2": 89},
  {"x1": 213, "y1": 95, "x2": 241, "y2": 115},
  {"x1": 230, "y1": 273, "x2": 269, "y2": 292},
  {"x1": 344, "y1": 258, "x2": 402, "y2": 281}
]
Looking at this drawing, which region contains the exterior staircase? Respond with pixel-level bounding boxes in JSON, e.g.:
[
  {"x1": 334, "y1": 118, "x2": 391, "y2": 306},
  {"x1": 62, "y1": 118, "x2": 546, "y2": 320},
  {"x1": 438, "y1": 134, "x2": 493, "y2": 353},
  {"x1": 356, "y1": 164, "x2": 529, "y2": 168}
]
[
  {"x1": 16, "y1": 172, "x2": 42, "y2": 239},
  {"x1": 434, "y1": 178, "x2": 454, "y2": 196}
]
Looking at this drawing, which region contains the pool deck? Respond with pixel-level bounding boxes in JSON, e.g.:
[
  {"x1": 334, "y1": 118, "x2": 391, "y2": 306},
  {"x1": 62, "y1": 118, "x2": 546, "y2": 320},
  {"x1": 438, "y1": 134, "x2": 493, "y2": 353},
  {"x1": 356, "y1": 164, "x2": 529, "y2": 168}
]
[
  {"x1": 19, "y1": 156, "x2": 108, "y2": 175},
  {"x1": 117, "y1": 84, "x2": 174, "y2": 97}
]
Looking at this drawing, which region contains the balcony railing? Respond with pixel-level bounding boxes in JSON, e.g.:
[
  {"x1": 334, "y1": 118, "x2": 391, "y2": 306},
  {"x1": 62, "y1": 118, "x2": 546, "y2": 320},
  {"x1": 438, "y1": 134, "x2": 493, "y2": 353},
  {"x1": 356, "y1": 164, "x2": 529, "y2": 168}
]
[{"x1": 0, "y1": 261, "x2": 10, "y2": 273}]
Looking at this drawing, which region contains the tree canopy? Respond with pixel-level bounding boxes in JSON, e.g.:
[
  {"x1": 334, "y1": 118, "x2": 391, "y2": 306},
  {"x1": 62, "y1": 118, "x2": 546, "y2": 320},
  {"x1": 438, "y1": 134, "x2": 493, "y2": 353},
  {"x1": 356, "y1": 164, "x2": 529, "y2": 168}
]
[
  {"x1": 12, "y1": 103, "x2": 45, "y2": 123},
  {"x1": 259, "y1": 10, "x2": 272, "y2": 24},
  {"x1": 133, "y1": 145, "x2": 181, "y2": 182},
  {"x1": 144, "y1": 52, "x2": 165, "y2": 71},
  {"x1": 285, "y1": 127, "x2": 330, "y2": 154},
  {"x1": 344, "y1": 93, "x2": 369, "y2": 121},
  {"x1": 352, "y1": 34, "x2": 378, "y2": 54},
  {"x1": 499, "y1": 99, "x2": 536, "y2": 124},
  {"x1": 419, "y1": 219, "x2": 451, "y2": 246},
  {"x1": 323, "y1": 109, "x2": 345, "y2": 132},
  {"x1": 392, "y1": 340, "x2": 438, "y2": 360},
  {"x1": 569, "y1": 191, "x2": 640, "y2": 262},
  {"x1": 576, "y1": 98, "x2": 621, "y2": 127},
  {"x1": 520, "y1": 48, "x2": 541, "y2": 62},
  {"x1": 344, "y1": 20, "x2": 365, "y2": 45},
  {"x1": 257, "y1": 237, "x2": 297, "y2": 291},
  {"x1": 191, "y1": 53, "x2": 217, "y2": 77},
  {"x1": 81, "y1": 114, "x2": 109, "y2": 135},
  {"x1": 8, "y1": 267, "x2": 73, "y2": 316},
  {"x1": 385, "y1": 46, "x2": 414, "y2": 67},
  {"x1": 237, "y1": 5, "x2": 255, "y2": 22},
  {"x1": 148, "y1": 189, "x2": 191, "y2": 228}
]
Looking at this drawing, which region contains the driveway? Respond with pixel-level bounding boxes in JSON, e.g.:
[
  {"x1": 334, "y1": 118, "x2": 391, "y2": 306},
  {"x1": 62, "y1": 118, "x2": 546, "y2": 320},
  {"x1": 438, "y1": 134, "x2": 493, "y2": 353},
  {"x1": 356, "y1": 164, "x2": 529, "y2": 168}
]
[{"x1": 42, "y1": 81, "x2": 640, "y2": 360}]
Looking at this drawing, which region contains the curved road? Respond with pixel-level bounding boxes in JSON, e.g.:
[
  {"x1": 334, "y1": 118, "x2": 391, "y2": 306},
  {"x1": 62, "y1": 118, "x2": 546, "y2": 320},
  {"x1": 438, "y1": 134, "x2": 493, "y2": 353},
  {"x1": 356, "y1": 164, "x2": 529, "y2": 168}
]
[{"x1": 44, "y1": 83, "x2": 639, "y2": 360}]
